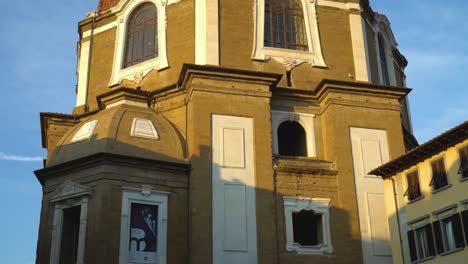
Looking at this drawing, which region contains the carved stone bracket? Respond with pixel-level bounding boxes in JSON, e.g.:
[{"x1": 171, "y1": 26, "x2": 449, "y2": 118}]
[{"x1": 282, "y1": 58, "x2": 305, "y2": 71}]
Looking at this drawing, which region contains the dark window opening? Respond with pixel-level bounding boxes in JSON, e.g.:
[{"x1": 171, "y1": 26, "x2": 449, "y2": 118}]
[
  {"x1": 378, "y1": 34, "x2": 390, "y2": 85},
  {"x1": 124, "y1": 3, "x2": 158, "y2": 68},
  {"x1": 278, "y1": 121, "x2": 307, "y2": 156},
  {"x1": 59, "y1": 205, "x2": 81, "y2": 264},
  {"x1": 458, "y1": 146, "x2": 468, "y2": 179},
  {"x1": 264, "y1": 0, "x2": 308, "y2": 51},
  {"x1": 430, "y1": 158, "x2": 448, "y2": 190},
  {"x1": 404, "y1": 171, "x2": 422, "y2": 201},
  {"x1": 292, "y1": 210, "x2": 323, "y2": 246}
]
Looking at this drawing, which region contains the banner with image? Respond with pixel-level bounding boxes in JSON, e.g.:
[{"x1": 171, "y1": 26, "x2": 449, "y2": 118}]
[{"x1": 129, "y1": 203, "x2": 158, "y2": 263}]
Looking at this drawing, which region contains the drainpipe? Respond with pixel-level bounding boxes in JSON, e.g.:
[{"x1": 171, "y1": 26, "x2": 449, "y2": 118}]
[{"x1": 391, "y1": 177, "x2": 406, "y2": 263}]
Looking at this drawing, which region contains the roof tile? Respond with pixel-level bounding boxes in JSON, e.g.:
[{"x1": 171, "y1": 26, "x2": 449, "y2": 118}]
[{"x1": 98, "y1": 0, "x2": 120, "y2": 12}]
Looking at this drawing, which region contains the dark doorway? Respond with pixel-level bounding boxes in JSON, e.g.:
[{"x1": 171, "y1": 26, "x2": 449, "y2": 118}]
[{"x1": 59, "y1": 205, "x2": 81, "y2": 264}]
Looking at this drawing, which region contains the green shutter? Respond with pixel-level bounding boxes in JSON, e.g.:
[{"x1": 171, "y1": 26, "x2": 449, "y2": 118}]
[
  {"x1": 425, "y1": 224, "x2": 436, "y2": 257},
  {"x1": 432, "y1": 221, "x2": 444, "y2": 254},
  {"x1": 452, "y1": 213, "x2": 465, "y2": 248},
  {"x1": 461, "y1": 210, "x2": 468, "y2": 246},
  {"x1": 407, "y1": 230, "x2": 417, "y2": 262}
]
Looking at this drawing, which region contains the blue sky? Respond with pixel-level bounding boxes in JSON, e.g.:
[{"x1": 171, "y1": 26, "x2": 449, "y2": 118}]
[{"x1": 0, "y1": 1, "x2": 466, "y2": 263}]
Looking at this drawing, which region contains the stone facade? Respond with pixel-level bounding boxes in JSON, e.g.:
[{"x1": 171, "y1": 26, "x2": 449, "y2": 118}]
[{"x1": 35, "y1": 0, "x2": 417, "y2": 263}]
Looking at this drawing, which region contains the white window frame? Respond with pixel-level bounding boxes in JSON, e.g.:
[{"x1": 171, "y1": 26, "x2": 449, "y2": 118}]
[
  {"x1": 271, "y1": 110, "x2": 317, "y2": 157},
  {"x1": 119, "y1": 187, "x2": 168, "y2": 264},
  {"x1": 407, "y1": 217, "x2": 432, "y2": 261},
  {"x1": 49, "y1": 181, "x2": 92, "y2": 264},
  {"x1": 283, "y1": 196, "x2": 333, "y2": 254},
  {"x1": 252, "y1": 0, "x2": 326, "y2": 69},
  {"x1": 109, "y1": 0, "x2": 169, "y2": 86}
]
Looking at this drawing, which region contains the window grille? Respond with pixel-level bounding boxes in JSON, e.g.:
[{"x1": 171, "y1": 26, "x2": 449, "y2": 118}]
[
  {"x1": 264, "y1": 0, "x2": 308, "y2": 51},
  {"x1": 124, "y1": 3, "x2": 158, "y2": 68}
]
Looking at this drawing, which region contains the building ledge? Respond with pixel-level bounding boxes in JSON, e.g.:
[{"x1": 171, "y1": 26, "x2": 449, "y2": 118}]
[{"x1": 273, "y1": 156, "x2": 337, "y2": 175}]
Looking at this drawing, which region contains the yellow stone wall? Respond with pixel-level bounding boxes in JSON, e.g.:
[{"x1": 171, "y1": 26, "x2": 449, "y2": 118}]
[{"x1": 385, "y1": 139, "x2": 468, "y2": 264}]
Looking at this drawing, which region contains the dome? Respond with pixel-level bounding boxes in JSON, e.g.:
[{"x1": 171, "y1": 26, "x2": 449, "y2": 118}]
[{"x1": 48, "y1": 103, "x2": 186, "y2": 167}]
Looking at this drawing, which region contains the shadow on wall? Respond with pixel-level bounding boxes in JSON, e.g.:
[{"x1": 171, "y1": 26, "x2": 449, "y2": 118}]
[{"x1": 36, "y1": 135, "x2": 397, "y2": 264}]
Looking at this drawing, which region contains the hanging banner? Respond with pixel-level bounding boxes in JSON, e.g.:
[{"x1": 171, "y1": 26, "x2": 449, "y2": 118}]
[{"x1": 129, "y1": 203, "x2": 158, "y2": 263}]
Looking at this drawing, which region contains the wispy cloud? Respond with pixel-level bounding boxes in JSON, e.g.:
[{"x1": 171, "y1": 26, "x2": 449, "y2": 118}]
[{"x1": 0, "y1": 152, "x2": 43, "y2": 162}]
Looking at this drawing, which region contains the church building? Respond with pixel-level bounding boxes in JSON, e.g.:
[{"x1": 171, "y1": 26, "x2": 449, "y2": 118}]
[{"x1": 34, "y1": 0, "x2": 418, "y2": 263}]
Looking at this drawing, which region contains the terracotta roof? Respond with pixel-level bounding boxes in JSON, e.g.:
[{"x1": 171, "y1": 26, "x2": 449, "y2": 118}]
[
  {"x1": 370, "y1": 121, "x2": 468, "y2": 178},
  {"x1": 98, "y1": 0, "x2": 120, "y2": 12}
]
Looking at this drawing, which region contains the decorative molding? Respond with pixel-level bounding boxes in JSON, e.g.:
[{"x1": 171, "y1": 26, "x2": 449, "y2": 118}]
[
  {"x1": 407, "y1": 215, "x2": 430, "y2": 229},
  {"x1": 283, "y1": 58, "x2": 304, "y2": 71},
  {"x1": 252, "y1": 0, "x2": 327, "y2": 69},
  {"x1": 109, "y1": 0, "x2": 169, "y2": 86},
  {"x1": 432, "y1": 204, "x2": 458, "y2": 218},
  {"x1": 49, "y1": 181, "x2": 92, "y2": 264},
  {"x1": 49, "y1": 180, "x2": 93, "y2": 203},
  {"x1": 82, "y1": 21, "x2": 118, "y2": 38}
]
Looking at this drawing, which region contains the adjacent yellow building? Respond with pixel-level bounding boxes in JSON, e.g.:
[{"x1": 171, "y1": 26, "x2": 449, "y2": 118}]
[{"x1": 371, "y1": 121, "x2": 468, "y2": 264}]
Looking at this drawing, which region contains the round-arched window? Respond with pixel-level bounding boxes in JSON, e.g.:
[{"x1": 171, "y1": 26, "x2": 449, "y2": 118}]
[
  {"x1": 124, "y1": 3, "x2": 158, "y2": 68},
  {"x1": 278, "y1": 121, "x2": 307, "y2": 156}
]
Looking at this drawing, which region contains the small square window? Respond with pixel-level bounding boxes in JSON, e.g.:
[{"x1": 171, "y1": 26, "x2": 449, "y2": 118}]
[
  {"x1": 404, "y1": 171, "x2": 422, "y2": 201},
  {"x1": 283, "y1": 196, "x2": 333, "y2": 254},
  {"x1": 430, "y1": 158, "x2": 449, "y2": 191},
  {"x1": 292, "y1": 210, "x2": 323, "y2": 246}
]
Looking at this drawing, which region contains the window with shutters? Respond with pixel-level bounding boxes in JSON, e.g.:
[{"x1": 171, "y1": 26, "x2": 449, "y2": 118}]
[
  {"x1": 429, "y1": 158, "x2": 449, "y2": 191},
  {"x1": 404, "y1": 170, "x2": 422, "y2": 202},
  {"x1": 407, "y1": 224, "x2": 435, "y2": 262},
  {"x1": 462, "y1": 210, "x2": 468, "y2": 245},
  {"x1": 433, "y1": 213, "x2": 465, "y2": 254},
  {"x1": 458, "y1": 146, "x2": 468, "y2": 179}
]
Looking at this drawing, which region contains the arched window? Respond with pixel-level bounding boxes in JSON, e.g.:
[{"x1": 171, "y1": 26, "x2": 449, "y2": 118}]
[
  {"x1": 378, "y1": 34, "x2": 390, "y2": 85},
  {"x1": 278, "y1": 121, "x2": 307, "y2": 156},
  {"x1": 264, "y1": 0, "x2": 308, "y2": 51},
  {"x1": 124, "y1": 3, "x2": 158, "y2": 68}
]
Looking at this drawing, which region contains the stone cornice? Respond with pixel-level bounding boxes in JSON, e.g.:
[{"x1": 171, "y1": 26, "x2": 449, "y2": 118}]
[
  {"x1": 273, "y1": 156, "x2": 338, "y2": 175},
  {"x1": 178, "y1": 64, "x2": 282, "y2": 101},
  {"x1": 34, "y1": 152, "x2": 191, "y2": 186},
  {"x1": 40, "y1": 111, "x2": 99, "y2": 148},
  {"x1": 272, "y1": 79, "x2": 411, "y2": 102}
]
